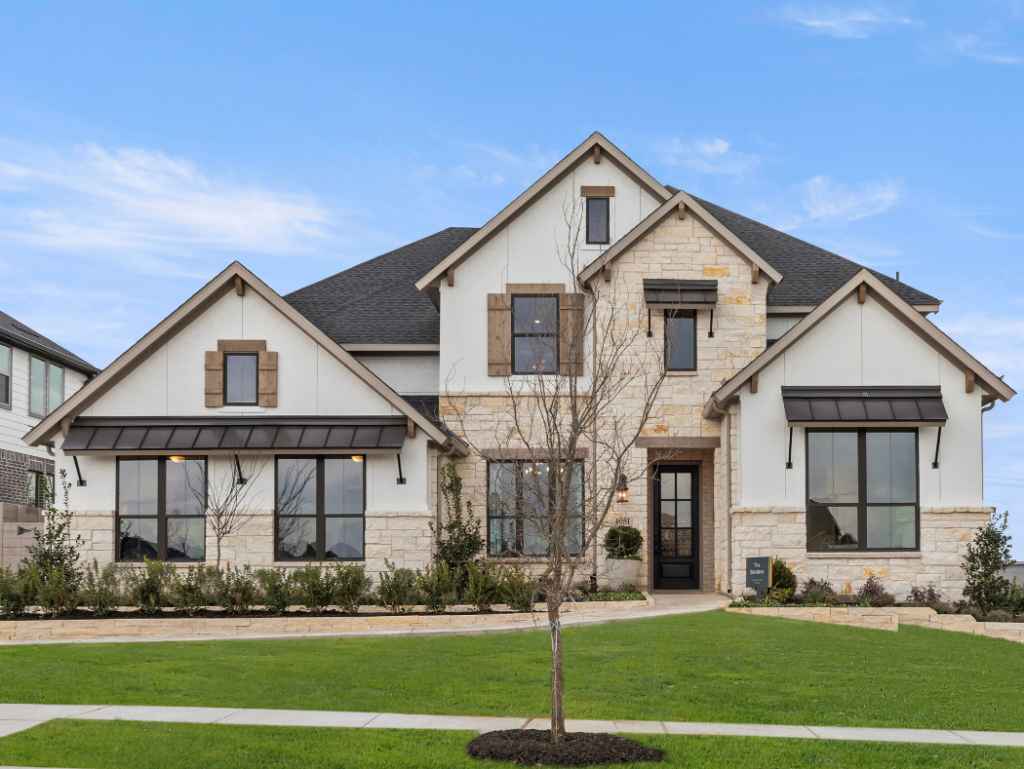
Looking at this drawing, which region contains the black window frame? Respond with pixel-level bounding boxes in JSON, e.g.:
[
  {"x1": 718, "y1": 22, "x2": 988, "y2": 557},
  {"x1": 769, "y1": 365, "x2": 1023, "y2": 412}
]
[
  {"x1": 274, "y1": 455, "x2": 366, "y2": 562},
  {"x1": 805, "y1": 428, "x2": 920, "y2": 552},
  {"x1": 28, "y1": 355, "x2": 64, "y2": 418},
  {"x1": 585, "y1": 197, "x2": 610, "y2": 245},
  {"x1": 116, "y1": 456, "x2": 208, "y2": 562},
  {"x1": 664, "y1": 309, "x2": 697, "y2": 372},
  {"x1": 0, "y1": 341, "x2": 10, "y2": 409},
  {"x1": 223, "y1": 352, "x2": 259, "y2": 406},
  {"x1": 486, "y1": 459, "x2": 584, "y2": 558},
  {"x1": 511, "y1": 294, "x2": 560, "y2": 376}
]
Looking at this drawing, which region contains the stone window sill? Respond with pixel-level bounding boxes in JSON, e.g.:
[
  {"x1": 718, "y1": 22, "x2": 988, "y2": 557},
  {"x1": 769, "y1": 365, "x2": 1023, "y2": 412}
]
[
  {"x1": 806, "y1": 551, "x2": 922, "y2": 559},
  {"x1": 666, "y1": 370, "x2": 699, "y2": 377}
]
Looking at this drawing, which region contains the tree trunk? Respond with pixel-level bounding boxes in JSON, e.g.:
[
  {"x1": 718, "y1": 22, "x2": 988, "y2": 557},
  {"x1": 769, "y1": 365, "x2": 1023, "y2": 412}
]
[
  {"x1": 216, "y1": 536, "x2": 222, "y2": 570},
  {"x1": 549, "y1": 600, "x2": 565, "y2": 742}
]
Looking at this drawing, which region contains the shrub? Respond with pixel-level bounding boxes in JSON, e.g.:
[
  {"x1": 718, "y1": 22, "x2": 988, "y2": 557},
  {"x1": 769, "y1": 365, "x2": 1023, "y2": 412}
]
[
  {"x1": 217, "y1": 564, "x2": 257, "y2": 614},
  {"x1": 984, "y1": 609, "x2": 1014, "y2": 623},
  {"x1": 1008, "y1": 580, "x2": 1024, "y2": 616},
  {"x1": 24, "y1": 470, "x2": 84, "y2": 581},
  {"x1": 801, "y1": 578, "x2": 837, "y2": 605},
  {"x1": 432, "y1": 463, "x2": 485, "y2": 570},
  {"x1": 289, "y1": 564, "x2": 337, "y2": 615},
  {"x1": 603, "y1": 526, "x2": 643, "y2": 560},
  {"x1": 128, "y1": 559, "x2": 177, "y2": 614},
  {"x1": 334, "y1": 564, "x2": 373, "y2": 615},
  {"x1": 463, "y1": 561, "x2": 500, "y2": 613},
  {"x1": 855, "y1": 575, "x2": 895, "y2": 607},
  {"x1": 768, "y1": 586, "x2": 794, "y2": 603},
  {"x1": 770, "y1": 557, "x2": 797, "y2": 594},
  {"x1": 416, "y1": 563, "x2": 458, "y2": 615},
  {"x1": 379, "y1": 560, "x2": 418, "y2": 615},
  {"x1": 499, "y1": 564, "x2": 537, "y2": 612},
  {"x1": 0, "y1": 566, "x2": 28, "y2": 617},
  {"x1": 257, "y1": 568, "x2": 292, "y2": 615},
  {"x1": 24, "y1": 562, "x2": 81, "y2": 617},
  {"x1": 963, "y1": 511, "x2": 1014, "y2": 612},
  {"x1": 175, "y1": 564, "x2": 218, "y2": 616},
  {"x1": 906, "y1": 584, "x2": 943, "y2": 606},
  {"x1": 81, "y1": 560, "x2": 122, "y2": 617}
]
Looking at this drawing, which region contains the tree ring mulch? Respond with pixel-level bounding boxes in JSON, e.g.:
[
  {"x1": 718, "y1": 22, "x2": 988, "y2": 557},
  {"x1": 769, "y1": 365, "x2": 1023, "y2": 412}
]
[{"x1": 467, "y1": 729, "x2": 664, "y2": 767}]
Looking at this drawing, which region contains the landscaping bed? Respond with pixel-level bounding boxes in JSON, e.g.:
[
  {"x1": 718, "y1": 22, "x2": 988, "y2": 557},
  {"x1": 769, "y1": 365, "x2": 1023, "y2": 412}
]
[{"x1": 467, "y1": 729, "x2": 664, "y2": 766}]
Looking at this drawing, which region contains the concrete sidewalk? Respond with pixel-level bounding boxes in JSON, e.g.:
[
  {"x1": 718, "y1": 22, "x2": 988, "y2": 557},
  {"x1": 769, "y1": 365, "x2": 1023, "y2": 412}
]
[{"x1": 1, "y1": 703, "x2": 1023, "y2": 748}]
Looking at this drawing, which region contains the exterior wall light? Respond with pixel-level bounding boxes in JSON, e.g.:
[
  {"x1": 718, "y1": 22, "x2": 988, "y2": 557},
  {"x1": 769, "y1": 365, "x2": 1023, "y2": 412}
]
[{"x1": 615, "y1": 474, "x2": 629, "y2": 503}]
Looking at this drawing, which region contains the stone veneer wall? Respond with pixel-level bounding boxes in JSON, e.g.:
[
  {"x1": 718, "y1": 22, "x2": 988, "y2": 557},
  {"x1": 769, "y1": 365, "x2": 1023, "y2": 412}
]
[{"x1": 729, "y1": 507, "x2": 991, "y2": 601}]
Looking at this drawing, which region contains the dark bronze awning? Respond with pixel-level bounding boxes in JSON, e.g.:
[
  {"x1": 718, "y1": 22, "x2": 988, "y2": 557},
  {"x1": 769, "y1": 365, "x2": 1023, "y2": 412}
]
[
  {"x1": 643, "y1": 279, "x2": 718, "y2": 307},
  {"x1": 782, "y1": 387, "x2": 948, "y2": 426},
  {"x1": 61, "y1": 416, "x2": 409, "y2": 454}
]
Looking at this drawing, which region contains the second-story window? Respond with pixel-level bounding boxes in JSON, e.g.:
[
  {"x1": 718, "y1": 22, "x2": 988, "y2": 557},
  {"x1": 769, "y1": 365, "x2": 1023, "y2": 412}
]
[
  {"x1": 586, "y1": 197, "x2": 610, "y2": 244},
  {"x1": 0, "y1": 342, "x2": 10, "y2": 407},
  {"x1": 512, "y1": 296, "x2": 559, "y2": 374},
  {"x1": 224, "y1": 353, "x2": 259, "y2": 405},
  {"x1": 29, "y1": 356, "x2": 64, "y2": 417},
  {"x1": 665, "y1": 310, "x2": 696, "y2": 371}
]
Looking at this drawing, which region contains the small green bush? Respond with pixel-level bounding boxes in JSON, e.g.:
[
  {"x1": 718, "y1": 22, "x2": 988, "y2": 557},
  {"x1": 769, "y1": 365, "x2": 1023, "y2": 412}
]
[
  {"x1": 499, "y1": 564, "x2": 537, "y2": 612},
  {"x1": 257, "y1": 568, "x2": 292, "y2": 615},
  {"x1": 176, "y1": 564, "x2": 218, "y2": 616},
  {"x1": 603, "y1": 526, "x2": 643, "y2": 560},
  {"x1": 856, "y1": 575, "x2": 895, "y2": 607},
  {"x1": 985, "y1": 609, "x2": 1014, "y2": 623},
  {"x1": 81, "y1": 560, "x2": 122, "y2": 617},
  {"x1": 463, "y1": 561, "x2": 500, "y2": 613},
  {"x1": 218, "y1": 564, "x2": 257, "y2": 614},
  {"x1": 416, "y1": 563, "x2": 458, "y2": 614},
  {"x1": 289, "y1": 564, "x2": 337, "y2": 615},
  {"x1": 379, "y1": 560, "x2": 418, "y2": 615},
  {"x1": 801, "y1": 578, "x2": 837, "y2": 605},
  {"x1": 906, "y1": 584, "x2": 943, "y2": 606},
  {"x1": 0, "y1": 566, "x2": 28, "y2": 617},
  {"x1": 963, "y1": 511, "x2": 1014, "y2": 612},
  {"x1": 25, "y1": 562, "x2": 81, "y2": 617},
  {"x1": 770, "y1": 557, "x2": 797, "y2": 593},
  {"x1": 128, "y1": 559, "x2": 177, "y2": 614},
  {"x1": 334, "y1": 563, "x2": 373, "y2": 615}
]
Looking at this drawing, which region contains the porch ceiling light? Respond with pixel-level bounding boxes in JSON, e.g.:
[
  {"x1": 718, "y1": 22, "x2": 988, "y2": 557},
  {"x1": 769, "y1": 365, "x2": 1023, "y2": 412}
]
[{"x1": 615, "y1": 474, "x2": 629, "y2": 504}]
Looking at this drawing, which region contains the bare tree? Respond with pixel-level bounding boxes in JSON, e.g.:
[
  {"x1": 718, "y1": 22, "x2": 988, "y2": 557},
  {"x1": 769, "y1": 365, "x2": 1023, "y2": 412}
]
[
  {"x1": 445, "y1": 194, "x2": 670, "y2": 742},
  {"x1": 188, "y1": 453, "x2": 271, "y2": 569}
]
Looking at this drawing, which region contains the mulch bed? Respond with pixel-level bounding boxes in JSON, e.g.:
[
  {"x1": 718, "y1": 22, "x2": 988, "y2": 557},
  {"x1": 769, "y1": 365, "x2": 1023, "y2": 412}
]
[{"x1": 467, "y1": 729, "x2": 664, "y2": 767}]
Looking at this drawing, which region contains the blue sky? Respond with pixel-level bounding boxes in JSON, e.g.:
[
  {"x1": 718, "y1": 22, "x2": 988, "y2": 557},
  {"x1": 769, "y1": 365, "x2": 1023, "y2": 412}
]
[{"x1": 1, "y1": 1, "x2": 1023, "y2": 552}]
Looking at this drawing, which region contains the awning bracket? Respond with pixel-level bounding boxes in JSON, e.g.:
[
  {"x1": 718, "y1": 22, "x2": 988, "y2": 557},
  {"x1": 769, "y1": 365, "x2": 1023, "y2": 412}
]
[
  {"x1": 786, "y1": 426, "x2": 794, "y2": 469},
  {"x1": 397, "y1": 453, "x2": 407, "y2": 485},
  {"x1": 932, "y1": 426, "x2": 942, "y2": 469},
  {"x1": 708, "y1": 308, "x2": 715, "y2": 338},
  {"x1": 234, "y1": 454, "x2": 247, "y2": 485},
  {"x1": 73, "y1": 456, "x2": 87, "y2": 487},
  {"x1": 647, "y1": 307, "x2": 652, "y2": 338}
]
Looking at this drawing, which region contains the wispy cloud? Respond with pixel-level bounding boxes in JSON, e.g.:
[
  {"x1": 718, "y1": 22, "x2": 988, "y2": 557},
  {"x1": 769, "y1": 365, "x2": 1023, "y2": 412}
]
[
  {"x1": 800, "y1": 175, "x2": 900, "y2": 225},
  {"x1": 0, "y1": 139, "x2": 335, "y2": 277},
  {"x1": 776, "y1": 5, "x2": 917, "y2": 39},
  {"x1": 655, "y1": 137, "x2": 760, "y2": 179},
  {"x1": 965, "y1": 223, "x2": 1024, "y2": 239},
  {"x1": 952, "y1": 34, "x2": 1021, "y2": 65}
]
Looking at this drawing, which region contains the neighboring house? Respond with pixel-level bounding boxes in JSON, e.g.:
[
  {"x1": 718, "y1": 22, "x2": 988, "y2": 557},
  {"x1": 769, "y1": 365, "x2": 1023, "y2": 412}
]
[
  {"x1": 23, "y1": 133, "x2": 1015, "y2": 600},
  {"x1": 1, "y1": 311, "x2": 97, "y2": 565}
]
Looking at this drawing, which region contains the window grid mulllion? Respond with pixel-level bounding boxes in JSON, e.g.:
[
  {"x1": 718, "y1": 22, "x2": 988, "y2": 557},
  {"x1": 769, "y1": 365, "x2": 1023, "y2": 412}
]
[
  {"x1": 511, "y1": 295, "x2": 560, "y2": 376},
  {"x1": 805, "y1": 427, "x2": 920, "y2": 552}
]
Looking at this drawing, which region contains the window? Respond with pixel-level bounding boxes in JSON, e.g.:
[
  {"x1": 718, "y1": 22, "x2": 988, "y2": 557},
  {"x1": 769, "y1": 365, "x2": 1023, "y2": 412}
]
[
  {"x1": 224, "y1": 353, "x2": 259, "y2": 405},
  {"x1": 512, "y1": 296, "x2": 559, "y2": 374},
  {"x1": 28, "y1": 356, "x2": 64, "y2": 416},
  {"x1": 117, "y1": 457, "x2": 206, "y2": 561},
  {"x1": 665, "y1": 310, "x2": 696, "y2": 371},
  {"x1": 806, "y1": 429, "x2": 918, "y2": 551},
  {"x1": 586, "y1": 197, "x2": 609, "y2": 244},
  {"x1": 487, "y1": 460, "x2": 583, "y2": 557},
  {"x1": 0, "y1": 342, "x2": 10, "y2": 407},
  {"x1": 276, "y1": 456, "x2": 365, "y2": 561},
  {"x1": 26, "y1": 471, "x2": 40, "y2": 508}
]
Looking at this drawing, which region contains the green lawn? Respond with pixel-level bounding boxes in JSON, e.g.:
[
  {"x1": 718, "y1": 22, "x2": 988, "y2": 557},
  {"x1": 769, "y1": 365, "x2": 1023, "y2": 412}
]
[
  {"x1": 2, "y1": 612, "x2": 1023, "y2": 732},
  {"x1": 0, "y1": 720, "x2": 1020, "y2": 769}
]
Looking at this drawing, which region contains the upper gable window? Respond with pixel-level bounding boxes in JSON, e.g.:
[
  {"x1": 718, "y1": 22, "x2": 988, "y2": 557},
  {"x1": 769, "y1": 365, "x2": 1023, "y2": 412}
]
[
  {"x1": 224, "y1": 353, "x2": 259, "y2": 405},
  {"x1": 665, "y1": 310, "x2": 696, "y2": 371},
  {"x1": 512, "y1": 296, "x2": 559, "y2": 375},
  {"x1": 586, "y1": 198, "x2": 610, "y2": 244}
]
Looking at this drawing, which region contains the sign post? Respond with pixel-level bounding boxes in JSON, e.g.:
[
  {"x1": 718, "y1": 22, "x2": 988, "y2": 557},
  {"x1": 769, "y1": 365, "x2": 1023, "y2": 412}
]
[{"x1": 745, "y1": 556, "x2": 773, "y2": 598}]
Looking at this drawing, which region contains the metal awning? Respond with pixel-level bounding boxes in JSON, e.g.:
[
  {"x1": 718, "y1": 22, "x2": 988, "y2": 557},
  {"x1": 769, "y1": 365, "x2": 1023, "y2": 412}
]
[
  {"x1": 643, "y1": 279, "x2": 718, "y2": 308},
  {"x1": 782, "y1": 387, "x2": 948, "y2": 426},
  {"x1": 61, "y1": 416, "x2": 409, "y2": 455}
]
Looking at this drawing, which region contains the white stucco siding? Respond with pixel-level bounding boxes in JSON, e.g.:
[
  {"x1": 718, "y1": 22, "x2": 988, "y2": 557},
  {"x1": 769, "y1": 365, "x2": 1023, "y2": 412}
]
[
  {"x1": 354, "y1": 355, "x2": 439, "y2": 396},
  {"x1": 439, "y1": 161, "x2": 660, "y2": 393},
  {"x1": 738, "y1": 293, "x2": 984, "y2": 508}
]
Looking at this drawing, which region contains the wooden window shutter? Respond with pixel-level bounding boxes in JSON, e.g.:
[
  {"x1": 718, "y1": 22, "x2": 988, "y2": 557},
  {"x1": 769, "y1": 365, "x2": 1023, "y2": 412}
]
[
  {"x1": 205, "y1": 351, "x2": 223, "y2": 408},
  {"x1": 559, "y1": 293, "x2": 585, "y2": 376},
  {"x1": 487, "y1": 293, "x2": 512, "y2": 376},
  {"x1": 258, "y1": 351, "x2": 278, "y2": 407}
]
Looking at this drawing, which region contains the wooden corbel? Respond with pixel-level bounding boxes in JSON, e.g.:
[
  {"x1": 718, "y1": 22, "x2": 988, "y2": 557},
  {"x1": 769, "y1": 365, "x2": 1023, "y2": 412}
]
[
  {"x1": 751, "y1": 265, "x2": 759, "y2": 284},
  {"x1": 965, "y1": 371, "x2": 975, "y2": 394},
  {"x1": 446, "y1": 270, "x2": 454, "y2": 287},
  {"x1": 750, "y1": 374, "x2": 759, "y2": 394},
  {"x1": 61, "y1": 417, "x2": 73, "y2": 439},
  {"x1": 407, "y1": 418, "x2": 416, "y2": 438},
  {"x1": 603, "y1": 265, "x2": 611, "y2": 282},
  {"x1": 594, "y1": 146, "x2": 601, "y2": 164},
  {"x1": 858, "y1": 284, "x2": 867, "y2": 303},
  {"x1": 234, "y1": 276, "x2": 245, "y2": 296},
  {"x1": 678, "y1": 202, "x2": 685, "y2": 220}
]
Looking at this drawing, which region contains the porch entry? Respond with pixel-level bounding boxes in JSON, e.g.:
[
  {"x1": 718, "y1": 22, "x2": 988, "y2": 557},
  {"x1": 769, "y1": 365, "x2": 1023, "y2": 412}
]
[{"x1": 653, "y1": 466, "x2": 699, "y2": 590}]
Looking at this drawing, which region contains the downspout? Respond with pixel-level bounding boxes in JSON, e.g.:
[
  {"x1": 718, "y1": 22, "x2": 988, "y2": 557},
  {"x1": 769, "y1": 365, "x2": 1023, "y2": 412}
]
[{"x1": 723, "y1": 409, "x2": 732, "y2": 595}]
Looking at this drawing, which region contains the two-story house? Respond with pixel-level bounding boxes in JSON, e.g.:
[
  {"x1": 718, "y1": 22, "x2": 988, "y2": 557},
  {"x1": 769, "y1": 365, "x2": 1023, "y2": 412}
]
[
  {"x1": 23, "y1": 133, "x2": 1015, "y2": 599},
  {"x1": 2, "y1": 310, "x2": 97, "y2": 566}
]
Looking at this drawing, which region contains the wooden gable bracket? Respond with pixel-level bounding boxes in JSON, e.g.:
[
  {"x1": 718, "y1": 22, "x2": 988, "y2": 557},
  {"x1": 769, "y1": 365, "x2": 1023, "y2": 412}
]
[
  {"x1": 602, "y1": 264, "x2": 611, "y2": 282},
  {"x1": 407, "y1": 417, "x2": 416, "y2": 439},
  {"x1": 234, "y1": 276, "x2": 245, "y2": 296},
  {"x1": 446, "y1": 269, "x2": 455, "y2": 287},
  {"x1": 966, "y1": 370, "x2": 976, "y2": 394},
  {"x1": 750, "y1": 374, "x2": 759, "y2": 394},
  {"x1": 61, "y1": 416, "x2": 73, "y2": 439},
  {"x1": 858, "y1": 284, "x2": 867, "y2": 303},
  {"x1": 751, "y1": 264, "x2": 759, "y2": 284},
  {"x1": 678, "y1": 201, "x2": 685, "y2": 220},
  {"x1": 594, "y1": 145, "x2": 601, "y2": 164}
]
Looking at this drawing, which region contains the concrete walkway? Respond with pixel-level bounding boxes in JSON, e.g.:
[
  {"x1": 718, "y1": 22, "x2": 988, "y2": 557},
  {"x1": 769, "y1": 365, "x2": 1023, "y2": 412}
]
[{"x1": 1, "y1": 703, "x2": 1023, "y2": 748}]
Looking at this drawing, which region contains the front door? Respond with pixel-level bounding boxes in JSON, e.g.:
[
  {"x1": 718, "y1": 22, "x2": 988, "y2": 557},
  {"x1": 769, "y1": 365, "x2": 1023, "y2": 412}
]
[{"x1": 653, "y1": 466, "x2": 699, "y2": 590}]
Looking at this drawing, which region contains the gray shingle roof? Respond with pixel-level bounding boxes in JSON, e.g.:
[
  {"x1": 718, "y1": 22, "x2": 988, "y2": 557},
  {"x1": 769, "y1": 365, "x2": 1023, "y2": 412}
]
[
  {"x1": 0, "y1": 310, "x2": 98, "y2": 374},
  {"x1": 686, "y1": 194, "x2": 940, "y2": 308},
  {"x1": 285, "y1": 227, "x2": 477, "y2": 345}
]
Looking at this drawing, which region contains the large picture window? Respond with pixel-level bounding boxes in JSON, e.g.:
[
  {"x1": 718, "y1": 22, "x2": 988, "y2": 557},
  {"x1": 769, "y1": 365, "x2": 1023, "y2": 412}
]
[
  {"x1": 512, "y1": 296, "x2": 559, "y2": 375},
  {"x1": 117, "y1": 457, "x2": 207, "y2": 561},
  {"x1": 806, "y1": 429, "x2": 918, "y2": 551},
  {"x1": 487, "y1": 460, "x2": 583, "y2": 557},
  {"x1": 276, "y1": 456, "x2": 365, "y2": 561}
]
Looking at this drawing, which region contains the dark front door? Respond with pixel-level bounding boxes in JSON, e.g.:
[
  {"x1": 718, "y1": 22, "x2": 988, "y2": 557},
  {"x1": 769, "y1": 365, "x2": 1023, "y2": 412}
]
[{"x1": 653, "y1": 466, "x2": 699, "y2": 590}]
